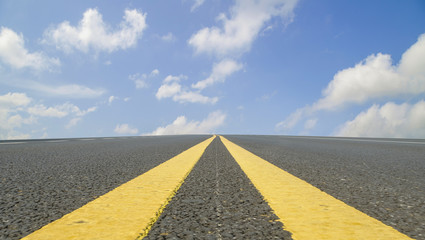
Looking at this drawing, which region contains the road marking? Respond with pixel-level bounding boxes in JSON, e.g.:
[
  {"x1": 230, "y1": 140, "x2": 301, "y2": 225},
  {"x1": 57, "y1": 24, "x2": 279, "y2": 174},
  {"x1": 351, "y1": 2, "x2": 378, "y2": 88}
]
[
  {"x1": 79, "y1": 138, "x2": 94, "y2": 141},
  {"x1": 0, "y1": 141, "x2": 25, "y2": 145},
  {"x1": 220, "y1": 136, "x2": 413, "y2": 240},
  {"x1": 287, "y1": 136, "x2": 425, "y2": 145},
  {"x1": 22, "y1": 136, "x2": 215, "y2": 240}
]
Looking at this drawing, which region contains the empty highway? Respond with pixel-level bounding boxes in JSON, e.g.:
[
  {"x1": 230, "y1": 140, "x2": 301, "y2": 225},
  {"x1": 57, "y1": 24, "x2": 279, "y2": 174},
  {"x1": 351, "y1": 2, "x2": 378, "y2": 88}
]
[{"x1": 1, "y1": 135, "x2": 424, "y2": 239}]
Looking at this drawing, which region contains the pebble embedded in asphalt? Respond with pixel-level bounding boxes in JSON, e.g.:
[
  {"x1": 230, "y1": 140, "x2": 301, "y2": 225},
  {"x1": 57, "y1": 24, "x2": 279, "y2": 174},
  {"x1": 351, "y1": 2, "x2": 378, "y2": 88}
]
[{"x1": 145, "y1": 137, "x2": 292, "y2": 239}]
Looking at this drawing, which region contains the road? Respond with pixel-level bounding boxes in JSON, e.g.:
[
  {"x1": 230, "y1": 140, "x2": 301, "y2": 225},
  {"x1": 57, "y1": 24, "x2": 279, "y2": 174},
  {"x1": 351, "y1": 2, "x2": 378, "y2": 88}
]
[
  {"x1": 0, "y1": 135, "x2": 210, "y2": 240},
  {"x1": 224, "y1": 135, "x2": 425, "y2": 239},
  {"x1": 1, "y1": 135, "x2": 424, "y2": 239}
]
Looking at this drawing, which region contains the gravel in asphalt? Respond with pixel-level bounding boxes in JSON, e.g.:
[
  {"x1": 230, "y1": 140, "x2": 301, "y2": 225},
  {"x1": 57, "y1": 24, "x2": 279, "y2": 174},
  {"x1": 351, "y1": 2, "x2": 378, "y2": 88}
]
[
  {"x1": 224, "y1": 135, "x2": 425, "y2": 240},
  {"x1": 0, "y1": 135, "x2": 210, "y2": 240},
  {"x1": 145, "y1": 137, "x2": 292, "y2": 240}
]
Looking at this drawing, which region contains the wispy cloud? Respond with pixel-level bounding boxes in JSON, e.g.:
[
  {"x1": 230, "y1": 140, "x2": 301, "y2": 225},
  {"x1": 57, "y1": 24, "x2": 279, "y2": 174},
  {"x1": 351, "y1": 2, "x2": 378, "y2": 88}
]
[
  {"x1": 191, "y1": 0, "x2": 205, "y2": 12},
  {"x1": 114, "y1": 123, "x2": 139, "y2": 135},
  {"x1": 27, "y1": 82, "x2": 106, "y2": 98},
  {"x1": 192, "y1": 59, "x2": 243, "y2": 90}
]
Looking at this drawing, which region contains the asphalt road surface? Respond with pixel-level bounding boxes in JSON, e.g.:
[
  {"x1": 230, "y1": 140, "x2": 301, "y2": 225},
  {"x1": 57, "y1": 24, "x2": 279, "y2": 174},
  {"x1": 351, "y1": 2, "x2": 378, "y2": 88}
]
[
  {"x1": 0, "y1": 135, "x2": 210, "y2": 240},
  {"x1": 225, "y1": 135, "x2": 425, "y2": 239},
  {"x1": 1, "y1": 135, "x2": 424, "y2": 239}
]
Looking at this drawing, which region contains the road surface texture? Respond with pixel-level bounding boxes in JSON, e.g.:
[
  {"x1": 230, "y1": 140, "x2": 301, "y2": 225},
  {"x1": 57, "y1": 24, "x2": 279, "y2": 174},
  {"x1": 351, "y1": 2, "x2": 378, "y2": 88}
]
[
  {"x1": 225, "y1": 135, "x2": 425, "y2": 239},
  {"x1": 1, "y1": 135, "x2": 424, "y2": 239},
  {"x1": 146, "y1": 137, "x2": 292, "y2": 239},
  {"x1": 0, "y1": 135, "x2": 210, "y2": 240}
]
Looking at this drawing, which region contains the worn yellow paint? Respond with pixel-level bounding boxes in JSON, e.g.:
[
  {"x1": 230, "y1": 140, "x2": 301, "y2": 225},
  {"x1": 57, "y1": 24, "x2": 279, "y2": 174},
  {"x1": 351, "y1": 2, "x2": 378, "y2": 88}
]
[
  {"x1": 22, "y1": 136, "x2": 215, "y2": 240},
  {"x1": 220, "y1": 136, "x2": 413, "y2": 240}
]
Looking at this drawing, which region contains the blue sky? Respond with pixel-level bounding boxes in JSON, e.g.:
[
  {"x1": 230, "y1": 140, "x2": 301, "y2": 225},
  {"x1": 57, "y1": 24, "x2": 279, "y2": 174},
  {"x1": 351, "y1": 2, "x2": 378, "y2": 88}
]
[{"x1": 1, "y1": 0, "x2": 424, "y2": 139}]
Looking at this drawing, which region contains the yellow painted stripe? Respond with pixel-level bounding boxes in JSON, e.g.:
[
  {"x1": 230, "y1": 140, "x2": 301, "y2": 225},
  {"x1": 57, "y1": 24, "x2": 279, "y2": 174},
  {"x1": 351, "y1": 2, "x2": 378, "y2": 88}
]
[
  {"x1": 220, "y1": 136, "x2": 413, "y2": 240},
  {"x1": 22, "y1": 136, "x2": 215, "y2": 240}
]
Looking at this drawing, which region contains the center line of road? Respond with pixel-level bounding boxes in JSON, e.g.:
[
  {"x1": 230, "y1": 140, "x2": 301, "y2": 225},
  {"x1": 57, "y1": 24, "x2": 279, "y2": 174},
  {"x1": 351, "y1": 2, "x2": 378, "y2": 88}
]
[
  {"x1": 220, "y1": 136, "x2": 413, "y2": 240},
  {"x1": 21, "y1": 136, "x2": 215, "y2": 240}
]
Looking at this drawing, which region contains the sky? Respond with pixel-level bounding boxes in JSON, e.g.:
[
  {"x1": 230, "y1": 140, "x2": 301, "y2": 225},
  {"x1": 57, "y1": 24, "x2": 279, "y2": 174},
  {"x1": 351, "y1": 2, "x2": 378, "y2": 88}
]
[{"x1": 0, "y1": 0, "x2": 425, "y2": 140}]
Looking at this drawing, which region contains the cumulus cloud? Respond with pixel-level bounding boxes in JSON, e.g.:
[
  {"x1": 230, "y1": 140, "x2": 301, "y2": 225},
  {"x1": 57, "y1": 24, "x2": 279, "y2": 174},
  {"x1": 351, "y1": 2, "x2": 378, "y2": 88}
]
[
  {"x1": 192, "y1": 59, "x2": 243, "y2": 90},
  {"x1": 146, "y1": 110, "x2": 226, "y2": 135},
  {"x1": 156, "y1": 75, "x2": 218, "y2": 104},
  {"x1": 42, "y1": 8, "x2": 147, "y2": 53},
  {"x1": 336, "y1": 101, "x2": 425, "y2": 138},
  {"x1": 188, "y1": 0, "x2": 298, "y2": 57},
  {"x1": 114, "y1": 123, "x2": 139, "y2": 135},
  {"x1": 0, "y1": 92, "x2": 31, "y2": 107},
  {"x1": 0, "y1": 92, "x2": 97, "y2": 139},
  {"x1": 277, "y1": 33, "x2": 425, "y2": 133},
  {"x1": 0, "y1": 27, "x2": 60, "y2": 71}
]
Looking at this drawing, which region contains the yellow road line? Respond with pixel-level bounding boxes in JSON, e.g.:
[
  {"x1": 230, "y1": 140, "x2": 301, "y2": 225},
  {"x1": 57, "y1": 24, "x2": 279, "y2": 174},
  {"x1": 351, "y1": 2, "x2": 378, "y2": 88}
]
[
  {"x1": 220, "y1": 136, "x2": 413, "y2": 240},
  {"x1": 22, "y1": 136, "x2": 215, "y2": 240}
]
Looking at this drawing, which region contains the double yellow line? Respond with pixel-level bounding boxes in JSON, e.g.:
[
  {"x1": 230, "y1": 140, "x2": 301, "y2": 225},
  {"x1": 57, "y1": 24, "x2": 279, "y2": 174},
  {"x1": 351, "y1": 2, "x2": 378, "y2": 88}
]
[{"x1": 22, "y1": 136, "x2": 412, "y2": 240}]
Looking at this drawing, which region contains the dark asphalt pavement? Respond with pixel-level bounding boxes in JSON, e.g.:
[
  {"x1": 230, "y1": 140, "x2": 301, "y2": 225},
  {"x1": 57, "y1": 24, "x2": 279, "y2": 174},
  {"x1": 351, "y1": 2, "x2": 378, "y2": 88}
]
[
  {"x1": 146, "y1": 137, "x2": 291, "y2": 239},
  {"x1": 0, "y1": 135, "x2": 210, "y2": 240},
  {"x1": 1, "y1": 135, "x2": 424, "y2": 239},
  {"x1": 225, "y1": 135, "x2": 425, "y2": 239}
]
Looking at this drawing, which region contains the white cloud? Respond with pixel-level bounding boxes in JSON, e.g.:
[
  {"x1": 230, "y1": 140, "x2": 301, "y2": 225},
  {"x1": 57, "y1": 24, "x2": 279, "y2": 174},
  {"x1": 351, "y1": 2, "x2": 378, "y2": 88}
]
[
  {"x1": 114, "y1": 123, "x2": 139, "y2": 135},
  {"x1": 4, "y1": 132, "x2": 31, "y2": 140},
  {"x1": 129, "y1": 69, "x2": 160, "y2": 89},
  {"x1": 0, "y1": 92, "x2": 97, "y2": 139},
  {"x1": 188, "y1": 0, "x2": 298, "y2": 57},
  {"x1": 108, "y1": 95, "x2": 117, "y2": 105},
  {"x1": 0, "y1": 27, "x2": 60, "y2": 71},
  {"x1": 156, "y1": 82, "x2": 182, "y2": 99},
  {"x1": 191, "y1": 0, "x2": 205, "y2": 12},
  {"x1": 277, "y1": 33, "x2": 425, "y2": 133},
  {"x1": 151, "y1": 69, "x2": 160, "y2": 76},
  {"x1": 192, "y1": 59, "x2": 243, "y2": 89},
  {"x1": 0, "y1": 92, "x2": 31, "y2": 107},
  {"x1": 146, "y1": 110, "x2": 226, "y2": 135},
  {"x1": 156, "y1": 75, "x2": 218, "y2": 104},
  {"x1": 304, "y1": 118, "x2": 318, "y2": 130},
  {"x1": 43, "y1": 8, "x2": 147, "y2": 53},
  {"x1": 27, "y1": 102, "x2": 96, "y2": 118},
  {"x1": 27, "y1": 82, "x2": 105, "y2": 98},
  {"x1": 336, "y1": 100, "x2": 425, "y2": 138},
  {"x1": 27, "y1": 104, "x2": 68, "y2": 118},
  {"x1": 173, "y1": 90, "x2": 219, "y2": 104},
  {"x1": 124, "y1": 97, "x2": 130, "y2": 102},
  {"x1": 163, "y1": 74, "x2": 186, "y2": 83},
  {"x1": 161, "y1": 32, "x2": 176, "y2": 42},
  {"x1": 316, "y1": 34, "x2": 425, "y2": 111},
  {"x1": 66, "y1": 117, "x2": 82, "y2": 129}
]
